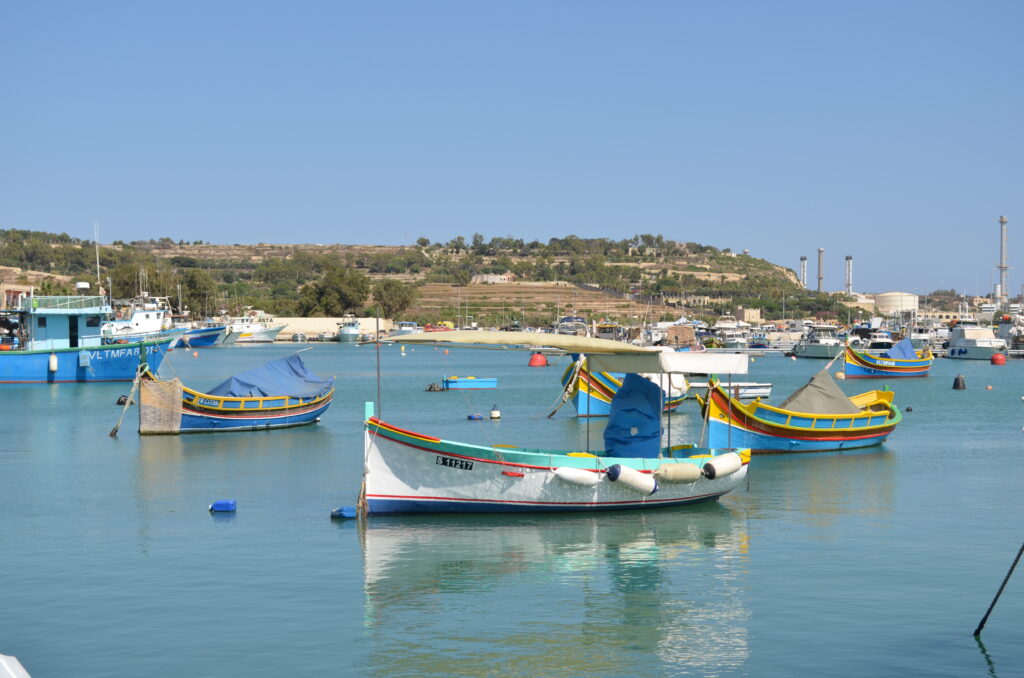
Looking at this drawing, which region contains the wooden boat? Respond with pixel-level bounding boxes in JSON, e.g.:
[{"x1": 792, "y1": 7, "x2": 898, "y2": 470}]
[
  {"x1": 844, "y1": 338, "x2": 933, "y2": 378},
  {"x1": 559, "y1": 356, "x2": 686, "y2": 416},
  {"x1": 139, "y1": 353, "x2": 334, "y2": 434},
  {"x1": 359, "y1": 331, "x2": 751, "y2": 514},
  {"x1": 697, "y1": 369, "x2": 901, "y2": 453}
]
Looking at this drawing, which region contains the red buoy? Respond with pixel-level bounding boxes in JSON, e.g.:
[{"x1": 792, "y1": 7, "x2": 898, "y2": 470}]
[
  {"x1": 991, "y1": 353, "x2": 1007, "y2": 365},
  {"x1": 528, "y1": 352, "x2": 548, "y2": 367}
]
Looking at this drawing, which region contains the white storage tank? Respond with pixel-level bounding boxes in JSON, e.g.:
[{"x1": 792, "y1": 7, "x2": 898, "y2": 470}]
[{"x1": 874, "y1": 291, "x2": 919, "y2": 314}]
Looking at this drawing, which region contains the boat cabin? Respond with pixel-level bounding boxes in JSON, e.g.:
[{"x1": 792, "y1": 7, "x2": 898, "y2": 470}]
[{"x1": 1, "y1": 295, "x2": 110, "y2": 351}]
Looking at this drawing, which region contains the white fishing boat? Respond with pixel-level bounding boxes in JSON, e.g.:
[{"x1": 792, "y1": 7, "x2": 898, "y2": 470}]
[
  {"x1": 554, "y1": 316, "x2": 589, "y2": 337},
  {"x1": 792, "y1": 324, "x2": 843, "y2": 358},
  {"x1": 357, "y1": 331, "x2": 751, "y2": 515},
  {"x1": 229, "y1": 309, "x2": 285, "y2": 343},
  {"x1": 103, "y1": 295, "x2": 187, "y2": 345},
  {"x1": 946, "y1": 321, "x2": 1007, "y2": 360},
  {"x1": 338, "y1": 316, "x2": 361, "y2": 343}
]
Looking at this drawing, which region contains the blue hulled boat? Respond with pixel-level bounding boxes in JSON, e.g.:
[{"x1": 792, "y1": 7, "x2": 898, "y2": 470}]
[
  {"x1": 175, "y1": 325, "x2": 227, "y2": 348},
  {"x1": 0, "y1": 294, "x2": 172, "y2": 383},
  {"x1": 138, "y1": 353, "x2": 335, "y2": 433}
]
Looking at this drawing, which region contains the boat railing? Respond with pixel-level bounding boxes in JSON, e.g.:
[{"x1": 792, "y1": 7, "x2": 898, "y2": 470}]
[{"x1": 20, "y1": 295, "x2": 108, "y2": 311}]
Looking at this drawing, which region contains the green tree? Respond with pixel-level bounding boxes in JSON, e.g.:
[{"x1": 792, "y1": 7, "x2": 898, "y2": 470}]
[
  {"x1": 372, "y1": 279, "x2": 417, "y2": 319},
  {"x1": 298, "y1": 267, "x2": 370, "y2": 316},
  {"x1": 178, "y1": 268, "x2": 218, "y2": 317}
]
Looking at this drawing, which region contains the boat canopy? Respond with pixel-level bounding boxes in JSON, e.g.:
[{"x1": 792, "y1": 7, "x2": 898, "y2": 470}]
[
  {"x1": 397, "y1": 330, "x2": 748, "y2": 374},
  {"x1": 778, "y1": 369, "x2": 860, "y2": 415},
  {"x1": 206, "y1": 354, "x2": 334, "y2": 398},
  {"x1": 881, "y1": 338, "x2": 917, "y2": 360},
  {"x1": 604, "y1": 374, "x2": 662, "y2": 458},
  {"x1": 588, "y1": 352, "x2": 747, "y2": 375}
]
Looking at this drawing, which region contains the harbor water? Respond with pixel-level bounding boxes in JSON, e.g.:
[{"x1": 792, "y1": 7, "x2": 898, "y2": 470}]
[{"x1": 2, "y1": 344, "x2": 1022, "y2": 676}]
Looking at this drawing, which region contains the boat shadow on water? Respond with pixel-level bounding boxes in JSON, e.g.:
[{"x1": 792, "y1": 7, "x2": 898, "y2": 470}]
[{"x1": 347, "y1": 504, "x2": 753, "y2": 675}]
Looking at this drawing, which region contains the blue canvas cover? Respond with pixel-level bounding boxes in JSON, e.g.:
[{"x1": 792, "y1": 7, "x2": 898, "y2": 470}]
[
  {"x1": 603, "y1": 374, "x2": 663, "y2": 458},
  {"x1": 206, "y1": 354, "x2": 334, "y2": 398},
  {"x1": 881, "y1": 337, "x2": 917, "y2": 360}
]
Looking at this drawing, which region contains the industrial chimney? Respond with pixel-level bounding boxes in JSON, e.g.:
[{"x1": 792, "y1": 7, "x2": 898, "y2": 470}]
[
  {"x1": 998, "y1": 216, "x2": 1008, "y2": 307},
  {"x1": 799, "y1": 256, "x2": 807, "y2": 288},
  {"x1": 845, "y1": 255, "x2": 853, "y2": 296},
  {"x1": 817, "y1": 248, "x2": 824, "y2": 293}
]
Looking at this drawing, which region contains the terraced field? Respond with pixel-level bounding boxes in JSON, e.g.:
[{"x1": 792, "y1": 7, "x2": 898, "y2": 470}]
[{"x1": 410, "y1": 281, "x2": 675, "y2": 327}]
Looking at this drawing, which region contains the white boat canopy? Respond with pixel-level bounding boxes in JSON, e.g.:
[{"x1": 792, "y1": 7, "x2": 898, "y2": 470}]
[
  {"x1": 394, "y1": 330, "x2": 749, "y2": 375},
  {"x1": 588, "y1": 352, "x2": 747, "y2": 375}
]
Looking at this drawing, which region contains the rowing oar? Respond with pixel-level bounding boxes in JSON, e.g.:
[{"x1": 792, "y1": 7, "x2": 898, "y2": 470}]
[
  {"x1": 973, "y1": 541, "x2": 1024, "y2": 636},
  {"x1": 110, "y1": 367, "x2": 145, "y2": 437}
]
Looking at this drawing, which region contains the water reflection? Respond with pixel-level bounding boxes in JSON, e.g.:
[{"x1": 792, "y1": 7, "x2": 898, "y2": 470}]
[
  {"x1": 358, "y1": 505, "x2": 750, "y2": 675},
  {"x1": 738, "y1": 448, "x2": 898, "y2": 529}
]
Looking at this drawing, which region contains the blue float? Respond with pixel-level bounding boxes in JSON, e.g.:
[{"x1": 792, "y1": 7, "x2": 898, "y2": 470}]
[
  {"x1": 331, "y1": 506, "x2": 358, "y2": 520},
  {"x1": 209, "y1": 500, "x2": 237, "y2": 512}
]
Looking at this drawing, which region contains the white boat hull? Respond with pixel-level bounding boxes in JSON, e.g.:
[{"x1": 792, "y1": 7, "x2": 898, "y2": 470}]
[
  {"x1": 946, "y1": 344, "x2": 1002, "y2": 360},
  {"x1": 363, "y1": 430, "x2": 747, "y2": 514},
  {"x1": 233, "y1": 324, "x2": 285, "y2": 343},
  {"x1": 792, "y1": 343, "x2": 842, "y2": 358}
]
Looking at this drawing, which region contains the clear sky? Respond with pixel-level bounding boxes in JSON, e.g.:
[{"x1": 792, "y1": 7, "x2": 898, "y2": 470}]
[{"x1": 2, "y1": 1, "x2": 1021, "y2": 296}]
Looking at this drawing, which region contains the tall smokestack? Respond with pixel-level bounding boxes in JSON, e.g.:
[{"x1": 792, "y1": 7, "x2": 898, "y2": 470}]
[
  {"x1": 998, "y1": 216, "x2": 1008, "y2": 307},
  {"x1": 845, "y1": 255, "x2": 853, "y2": 296},
  {"x1": 817, "y1": 248, "x2": 824, "y2": 293},
  {"x1": 799, "y1": 256, "x2": 807, "y2": 288}
]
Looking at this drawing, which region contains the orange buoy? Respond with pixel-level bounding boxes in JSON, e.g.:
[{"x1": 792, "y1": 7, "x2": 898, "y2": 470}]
[
  {"x1": 528, "y1": 352, "x2": 548, "y2": 367},
  {"x1": 991, "y1": 353, "x2": 1007, "y2": 365},
  {"x1": 193, "y1": 351, "x2": 199, "y2": 358}
]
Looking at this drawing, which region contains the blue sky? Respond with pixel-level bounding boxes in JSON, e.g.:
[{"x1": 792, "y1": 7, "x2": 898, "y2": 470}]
[{"x1": 2, "y1": 1, "x2": 1021, "y2": 296}]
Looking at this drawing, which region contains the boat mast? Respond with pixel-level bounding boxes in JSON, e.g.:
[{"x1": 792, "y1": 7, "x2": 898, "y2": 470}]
[{"x1": 93, "y1": 220, "x2": 101, "y2": 292}]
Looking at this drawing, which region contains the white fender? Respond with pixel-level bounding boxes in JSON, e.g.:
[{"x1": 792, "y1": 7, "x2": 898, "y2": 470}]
[
  {"x1": 654, "y1": 462, "x2": 702, "y2": 484},
  {"x1": 702, "y1": 452, "x2": 743, "y2": 479},
  {"x1": 606, "y1": 464, "x2": 657, "y2": 495},
  {"x1": 552, "y1": 467, "x2": 601, "y2": 487},
  {"x1": 48, "y1": 353, "x2": 58, "y2": 372}
]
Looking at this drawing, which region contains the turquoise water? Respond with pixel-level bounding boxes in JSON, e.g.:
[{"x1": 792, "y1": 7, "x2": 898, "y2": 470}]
[{"x1": 2, "y1": 344, "x2": 1022, "y2": 677}]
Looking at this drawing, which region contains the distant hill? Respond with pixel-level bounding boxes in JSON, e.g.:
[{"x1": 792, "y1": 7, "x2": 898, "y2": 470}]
[{"x1": 0, "y1": 229, "x2": 844, "y2": 323}]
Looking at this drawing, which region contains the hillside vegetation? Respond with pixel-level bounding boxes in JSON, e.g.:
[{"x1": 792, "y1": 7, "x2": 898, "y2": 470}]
[{"x1": 0, "y1": 229, "x2": 866, "y2": 324}]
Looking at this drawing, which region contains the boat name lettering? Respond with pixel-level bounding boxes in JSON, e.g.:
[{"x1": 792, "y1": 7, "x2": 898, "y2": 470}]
[
  {"x1": 198, "y1": 397, "x2": 220, "y2": 407},
  {"x1": 436, "y1": 456, "x2": 474, "y2": 471},
  {"x1": 88, "y1": 347, "x2": 143, "y2": 360}
]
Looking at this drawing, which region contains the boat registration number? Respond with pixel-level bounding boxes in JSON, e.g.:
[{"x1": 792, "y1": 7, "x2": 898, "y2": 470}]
[
  {"x1": 198, "y1": 397, "x2": 221, "y2": 407},
  {"x1": 436, "y1": 456, "x2": 474, "y2": 471}
]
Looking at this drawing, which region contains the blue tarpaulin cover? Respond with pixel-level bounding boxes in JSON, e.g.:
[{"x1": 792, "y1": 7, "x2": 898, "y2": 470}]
[
  {"x1": 603, "y1": 373, "x2": 663, "y2": 458},
  {"x1": 206, "y1": 354, "x2": 334, "y2": 398},
  {"x1": 881, "y1": 337, "x2": 917, "y2": 360}
]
